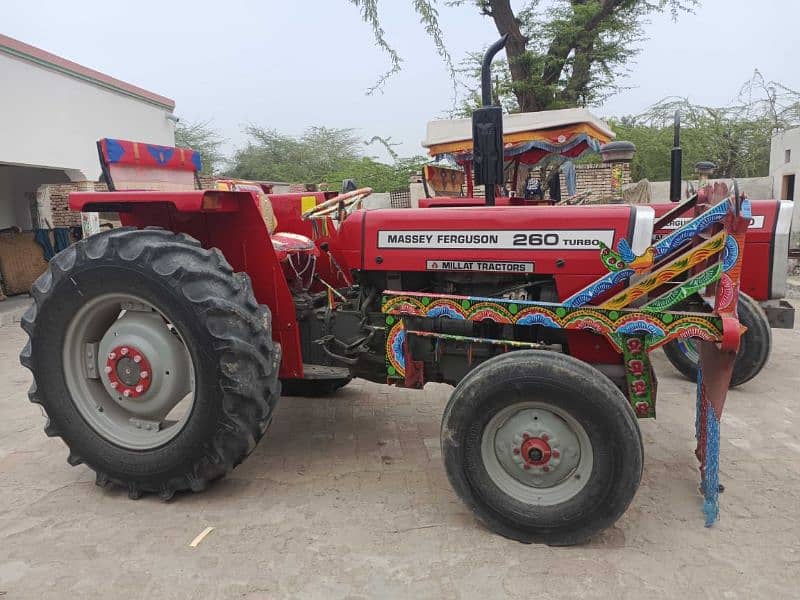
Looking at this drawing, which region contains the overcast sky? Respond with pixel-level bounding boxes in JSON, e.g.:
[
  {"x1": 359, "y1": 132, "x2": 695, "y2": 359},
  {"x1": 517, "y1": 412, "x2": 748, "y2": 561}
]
[{"x1": 3, "y1": 0, "x2": 797, "y2": 161}]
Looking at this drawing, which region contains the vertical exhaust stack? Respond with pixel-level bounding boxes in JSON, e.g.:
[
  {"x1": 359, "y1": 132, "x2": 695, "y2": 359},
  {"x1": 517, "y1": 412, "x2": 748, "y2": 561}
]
[
  {"x1": 472, "y1": 35, "x2": 508, "y2": 206},
  {"x1": 670, "y1": 111, "x2": 682, "y2": 202}
]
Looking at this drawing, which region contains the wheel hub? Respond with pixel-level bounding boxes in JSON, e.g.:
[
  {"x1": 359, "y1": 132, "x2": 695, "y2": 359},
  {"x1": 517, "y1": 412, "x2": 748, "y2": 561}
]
[
  {"x1": 63, "y1": 293, "x2": 195, "y2": 451},
  {"x1": 518, "y1": 435, "x2": 554, "y2": 467},
  {"x1": 96, "y1": 310, "x2": 192, "y2": 421},
  {"x1": 105, "y1": 346, "x2": 151, "y2": 397},
  {"x1": 493, "y1": 407, "x2": 583, "y2": 489}
]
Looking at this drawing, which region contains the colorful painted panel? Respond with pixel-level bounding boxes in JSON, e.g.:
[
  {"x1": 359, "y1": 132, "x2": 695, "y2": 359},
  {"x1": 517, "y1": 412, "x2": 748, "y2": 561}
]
[
  {"x1": 653, "y1": 199, "x2": 730, "y2": 260},
  {"x1": 382, "y1": 292, "x2": 725, "y2": 380},
  {"x1": 622, "y1": 335, "x2": 657, "y2": 418},
  {"x1": 643, "y1": 264, "x2": 722, "y2": 312},
  {"x1": 602, "y1": 231, "x2": 726, "y2": 310},
  {"x1": 564, "y1": 198, "x2": 733, "y2": 307}
]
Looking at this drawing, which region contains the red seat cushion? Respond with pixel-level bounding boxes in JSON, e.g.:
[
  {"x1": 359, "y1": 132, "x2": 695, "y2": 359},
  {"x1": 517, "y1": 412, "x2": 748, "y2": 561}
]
[{"x1": 271, "y1": 232, "x2": 320, "y2": 262}]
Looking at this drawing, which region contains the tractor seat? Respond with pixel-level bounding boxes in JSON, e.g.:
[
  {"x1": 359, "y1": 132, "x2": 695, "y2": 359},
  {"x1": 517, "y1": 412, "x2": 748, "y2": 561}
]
[{"x1": 270, "y1": 232, "x2": 320, "y2": 263}]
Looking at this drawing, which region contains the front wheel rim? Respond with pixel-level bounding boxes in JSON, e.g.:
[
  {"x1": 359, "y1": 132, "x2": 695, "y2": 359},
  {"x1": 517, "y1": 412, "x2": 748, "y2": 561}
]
[
  {"x1": 480, "y1": 401, "x2": 593, "y2": 506},
  {"x1": 62, "y1": 293, "x2": 195, "y2": 450}
]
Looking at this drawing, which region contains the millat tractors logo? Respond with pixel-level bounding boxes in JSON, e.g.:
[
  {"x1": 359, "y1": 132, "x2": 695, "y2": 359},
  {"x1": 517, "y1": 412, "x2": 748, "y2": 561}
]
[
  {"x1": 378, "y1": 229, "x2": 615, "y2": 250},
  {"x1": 426, "y1": 260, "x2": 534, "y2": 273}
]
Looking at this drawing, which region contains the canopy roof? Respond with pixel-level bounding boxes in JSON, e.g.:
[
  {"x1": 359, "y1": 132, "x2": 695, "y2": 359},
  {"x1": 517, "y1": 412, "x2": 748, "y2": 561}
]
[{"x1": 422, "y1": 108, "x2": 615, "y2": 165}]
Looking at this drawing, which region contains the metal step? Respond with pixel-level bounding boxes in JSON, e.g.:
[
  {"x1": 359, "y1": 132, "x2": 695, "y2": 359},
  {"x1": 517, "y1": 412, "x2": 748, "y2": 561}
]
[{"x1": 300, "y1": 364, "x2": 351, "y2": 380}]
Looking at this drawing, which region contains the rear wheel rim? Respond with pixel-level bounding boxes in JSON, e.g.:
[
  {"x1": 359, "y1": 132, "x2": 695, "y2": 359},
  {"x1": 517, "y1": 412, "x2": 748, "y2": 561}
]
[
  {"x1": 480, "y1": 401, "x2": 593, "y2": 506},
  {"x1": 63, "y1": 293, "x2": 195, "y2": 450}
]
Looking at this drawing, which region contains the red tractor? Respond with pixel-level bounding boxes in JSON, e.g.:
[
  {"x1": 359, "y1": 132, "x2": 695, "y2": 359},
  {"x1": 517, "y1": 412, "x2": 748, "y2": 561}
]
[
  {"x1": 20, "y1": 136, "x2": 752, "y2": 545},
  {"x1": 19, "y1": 41, "x2": 769, "y2": 545}
]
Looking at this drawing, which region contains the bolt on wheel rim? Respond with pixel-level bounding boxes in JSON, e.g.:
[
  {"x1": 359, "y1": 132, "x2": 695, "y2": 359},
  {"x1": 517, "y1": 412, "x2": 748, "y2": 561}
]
[
  {"x1": 63, "y1": 293, "x2": 195, "y2": 450},
  {"x1": 481, "y1": 401, "x2": 593, "y2": 506}
]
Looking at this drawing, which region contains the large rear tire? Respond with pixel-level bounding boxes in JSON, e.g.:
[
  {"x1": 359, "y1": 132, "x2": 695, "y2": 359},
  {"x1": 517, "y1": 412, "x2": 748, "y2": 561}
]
[
  {"x1": 20, "y1": 228, "x2": 281, "y2": 499},
  {"x1": 442, "y1": 351, "x2": 643, "y2": 546},
  {"x1": 663, "y1": 292, "x2": 771, "y2": 387}
]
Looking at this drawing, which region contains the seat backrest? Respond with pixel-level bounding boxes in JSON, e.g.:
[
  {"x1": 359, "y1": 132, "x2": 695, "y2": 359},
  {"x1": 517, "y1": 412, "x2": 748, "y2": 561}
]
[
  {"x1": 97, "y1": 138, "x2": 202, "y2": 192},
  {"x1": 215, "y1": 179, "x2": 278, "y2": 234}
]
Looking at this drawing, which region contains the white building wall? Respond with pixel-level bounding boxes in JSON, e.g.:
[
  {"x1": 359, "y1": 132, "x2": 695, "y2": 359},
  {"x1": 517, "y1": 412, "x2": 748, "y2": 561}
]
[
  {"x1": 642, "y1": 176, "x2": 774, "y2": 203},
  {"x1": 0, "y1": 52, "x2": 175, "y2": 182},
  {"x1": 770, "y1": 128, "x2": 800, "y2": 239}
]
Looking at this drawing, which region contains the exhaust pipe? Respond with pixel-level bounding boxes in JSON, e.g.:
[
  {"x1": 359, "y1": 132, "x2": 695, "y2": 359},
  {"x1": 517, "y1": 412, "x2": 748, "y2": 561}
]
[
  {"x1": 473, "y1": 35, "x2": 508, "y2": 206},
  {"x1": 481, "y1": 35, "x2": 509, "y2": 107},
  {"x1": 669, "y1": 111, "x2": 682, "y2": 202}
]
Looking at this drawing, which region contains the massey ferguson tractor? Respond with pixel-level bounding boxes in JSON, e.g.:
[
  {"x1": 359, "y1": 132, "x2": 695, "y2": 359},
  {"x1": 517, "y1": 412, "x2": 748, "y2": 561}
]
[{"x1": 19, "y1": 39, "x2": 789, "y2": 545}]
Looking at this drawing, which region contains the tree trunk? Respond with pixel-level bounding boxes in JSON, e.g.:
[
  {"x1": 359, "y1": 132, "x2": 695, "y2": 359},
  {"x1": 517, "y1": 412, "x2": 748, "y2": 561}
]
[
  {"x1": 488, "y1": 0, "x2": 630, "y2": 112},
  {"x1": 487, "y1": 0, "x2": 540, "y2": 111}
]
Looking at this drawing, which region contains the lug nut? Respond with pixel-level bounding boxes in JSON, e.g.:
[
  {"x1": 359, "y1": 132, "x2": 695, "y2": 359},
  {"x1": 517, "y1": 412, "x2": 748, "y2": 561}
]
[
  {"x1": 108, "y1": 352, "x2": 116, "y2": 360},
  {"x1": 123, "y1": 389, "x2": 131, "y2": 397},
  {"x1": 104, "y1": 366, "x2": 112, "y2": 374},
  {"x1": 552, "y1": 450, "x2": 560, "y2": 458},
  {"x1": 135, "y1": 385, "x2": 144, "y2": 393},
  {"x1": 133, "y1": 355, "x2": 142, "y2": 363},
  {"x1": 541, "y1": 434, "x2": 549, "y2": 441},
  {"x1": 120, "y1": 347, "x2": 129, "y2": 355},
  {"x1": 110, "y1": 382, "x2": 118, "y2": 388},
  {"x1": 140, "y1": 371, "x2": 149, "y2": 379}
]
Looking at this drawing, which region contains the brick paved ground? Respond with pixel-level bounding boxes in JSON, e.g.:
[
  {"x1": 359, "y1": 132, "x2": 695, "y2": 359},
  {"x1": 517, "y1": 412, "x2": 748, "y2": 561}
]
[{"x1": 0, "y1": 307, "x2": 798, "y2": 599}]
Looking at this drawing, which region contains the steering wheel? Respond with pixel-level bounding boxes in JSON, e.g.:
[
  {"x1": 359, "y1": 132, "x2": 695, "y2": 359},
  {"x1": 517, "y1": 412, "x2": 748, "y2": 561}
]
[{"x1": 302, "y1": 187, "x2": 373, "y2": 220}]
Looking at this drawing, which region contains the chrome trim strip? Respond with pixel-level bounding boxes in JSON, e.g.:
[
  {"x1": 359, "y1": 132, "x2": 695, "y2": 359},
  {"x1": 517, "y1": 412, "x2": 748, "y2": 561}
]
[
  {"x1": 630, "y1": 205, "x2": 655, "y2": 256},
  {"x1": 770, "y1": 200, "x2": 794, "y2": 298}
]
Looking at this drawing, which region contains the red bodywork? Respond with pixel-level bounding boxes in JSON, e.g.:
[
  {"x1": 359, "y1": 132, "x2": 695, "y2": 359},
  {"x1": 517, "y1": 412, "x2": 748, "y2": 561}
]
[
  {"x1": 421, "y1": 196, "x2": 787, "y2": 302},
  {"x1": 69, "y1": 190, "x2": 354, "y2": 379},
  {"x1": 334, "y1": 204, "x2": 638, "y2": 364},
  {"x1": 71, "y1": 189, "x2": 636, "y2": 372},
  {"x1": 338, "y1": 204, "x2": 635, "y2": 298},
  {"x1": 70, "y1": 190, "x2": 306, "y2": 378},
  {"x1": 73, "y1": 137, "x2": 781, "y2": 382}
]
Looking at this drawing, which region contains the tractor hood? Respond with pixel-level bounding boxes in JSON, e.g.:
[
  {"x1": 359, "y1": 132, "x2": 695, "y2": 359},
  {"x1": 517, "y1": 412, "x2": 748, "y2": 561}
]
[{"x1": 336, "y1": 204, "x2": 654, "y2": 279}]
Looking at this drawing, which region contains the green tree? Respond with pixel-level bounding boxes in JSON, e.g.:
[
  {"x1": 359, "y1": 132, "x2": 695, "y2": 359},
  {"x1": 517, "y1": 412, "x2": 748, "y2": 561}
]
[
  {"x1": 349, "y1": 0, "x2": 697, "y2": 112},
  {"x1": 323, "y1": 156, "x2": 428, "y2": 191},
  {"x1": 228, "y1": 126, "x2": 362, "y2": 183},
  {"x1": 174, "y1": 119, "x2": 225, "y2": 175},
  {"x1": 228, "y1": 125, "x2": 425, "y2": 192},
  {"x1": 612, "y1": 71, "x2": 800, "y2": 181}
]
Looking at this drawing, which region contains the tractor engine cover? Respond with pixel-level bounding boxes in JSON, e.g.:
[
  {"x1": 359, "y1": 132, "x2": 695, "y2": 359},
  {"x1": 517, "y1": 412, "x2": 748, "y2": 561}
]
[{"x1": 338, "y1": 204, "x2": 654, "y2": 298}]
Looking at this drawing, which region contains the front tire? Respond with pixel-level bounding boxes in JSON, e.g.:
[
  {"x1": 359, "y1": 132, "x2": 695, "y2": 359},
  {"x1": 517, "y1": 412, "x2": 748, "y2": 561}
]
[
  {"x1": 20, "y1": 228, "x2": 281, "y2": 499},
  {"x1": 442, "y1": 351, "x2": 643, "y2": 545},
  {"x1": 663, "y1": 292, "x2": 771, "y2": 387}
]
